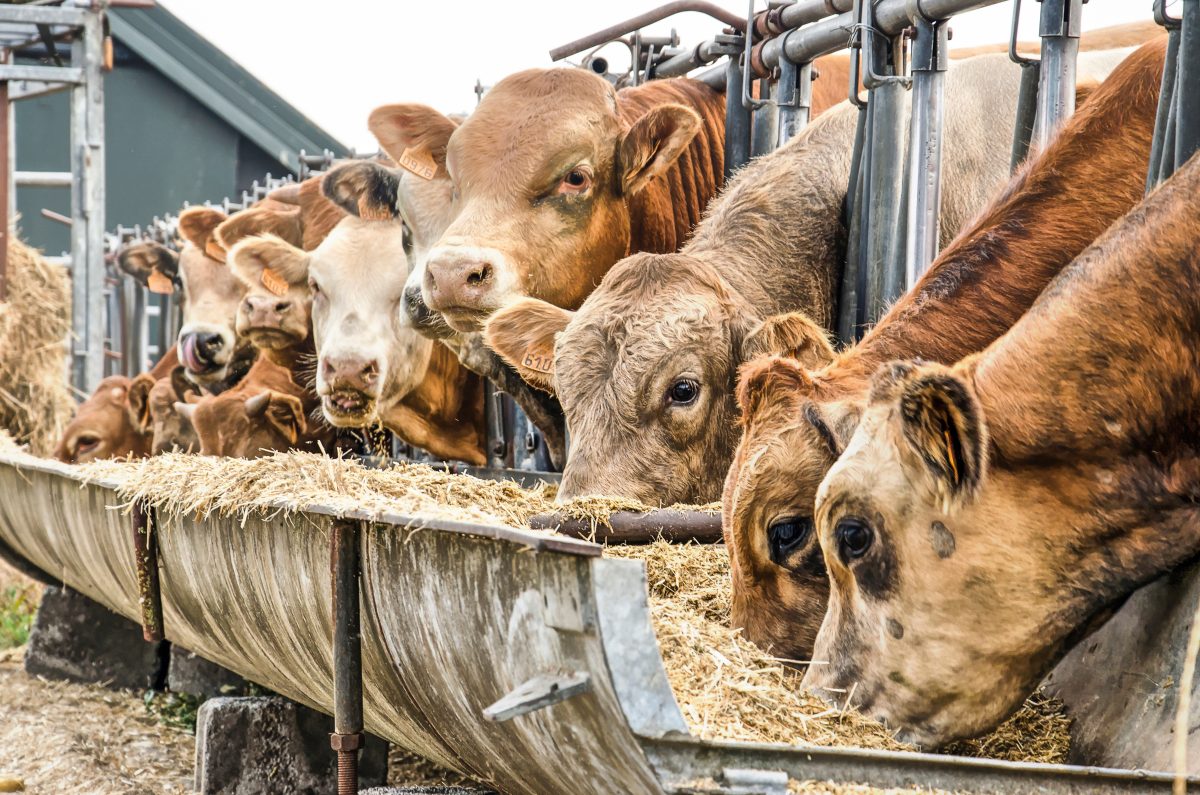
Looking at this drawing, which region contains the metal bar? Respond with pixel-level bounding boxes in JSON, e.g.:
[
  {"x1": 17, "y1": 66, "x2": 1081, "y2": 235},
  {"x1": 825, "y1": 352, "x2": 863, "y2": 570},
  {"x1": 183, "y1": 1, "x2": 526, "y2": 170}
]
[
  {"x1": 77, "y1": 10, "x2": 105, "y2": 392},
  {"x1": 904, "y1": 16, "x2": 948, "y2": 287},
  {"x1": 1146, "y1": 27, "x2": 1180, "y2": 192},
  {"x1": 1009, "y1": 63, "x2": 1041, "y2": 171},
  {"x1": 132, "y1": 501, "x2": 163, "y2": 642},
  {"x1": 1176, "y1": 0, "x2": 1200, "y2": 167},
  {"x1": 0, "y1": 65, "x2": 83, "y2": 84},
  {"x1": 549, "y1": 1, "x2": 746, "y2": 61},
  {"x1": 0, "y1": 79, "x2": 8, "y2": 304},
  {"x1": 837, "y1": 103, "x2": 869, "y2": 343},
  {"x1": 750, "y1": 78, "x2": 778, "y2": 157},
  {"x1": 775, "y1": 57, "x2": 812, "y2": 144},
  {"x1": 10, "y1": 80, "x2": 72, "y2": 101},
  {"x1": 527, "y1": 510, "x2": 723, "y2": 544},
  {"x1": 0, "y1": 5, "x2": 90, "y2": 26},
  {"x1": 14, "y1": 170, "x2": 71, "y2": 187},
  {"x1": 484, "y1": 382, "x2": 510, "y2": 470},
  {"x1": 330, "y1": 519, "x2": 364, "y2": 795},
  {"x1": 724, "y1": 53, "x2": 753, "y2": 177},
  {"x1": 1030, "y1": 0, "x2": 1082, "y2": 152}
]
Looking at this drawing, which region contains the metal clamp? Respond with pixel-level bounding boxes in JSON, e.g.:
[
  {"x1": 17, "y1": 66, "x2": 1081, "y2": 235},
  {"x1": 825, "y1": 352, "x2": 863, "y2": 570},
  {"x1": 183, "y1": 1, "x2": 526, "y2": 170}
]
[{"x1": 483, "y1": 670, "x2": 592, "y2": 722}]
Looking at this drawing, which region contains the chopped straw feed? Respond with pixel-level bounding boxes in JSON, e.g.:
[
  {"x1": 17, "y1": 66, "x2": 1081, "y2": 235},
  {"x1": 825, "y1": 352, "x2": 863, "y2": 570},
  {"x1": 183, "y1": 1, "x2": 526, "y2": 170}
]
[
  {"x1": 38, "y1": 450, "x2": 1069, "y2": 763},
  {"x1": 0, "y1": 234, "x2": 72, "y2": 457}
]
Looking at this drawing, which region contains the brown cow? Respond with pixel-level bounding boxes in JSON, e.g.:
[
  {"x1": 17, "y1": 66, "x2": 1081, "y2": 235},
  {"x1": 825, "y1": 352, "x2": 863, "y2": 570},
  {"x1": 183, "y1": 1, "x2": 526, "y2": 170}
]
[
  {"x1": 803, "y1": 142, "x2": 1200, "y2": 749},
  {"x1": 722, "y1": 37, "x2": 1165, "y2": 664},
  {"x1": 54, "y1": 376, "x2": 150, "y2": 464},
  {"x1": 127, "y1": 366, "x2": 202, "y2": 455},
  {"x1": 486, "y1": 50, "x2": 1099, "y2": 505},
  {"x1": 409, "y1": 70, "x2": 725, "y2": 333},
  {"x1": 177, "y1": 356, "x2": 332, "y2": 458}
]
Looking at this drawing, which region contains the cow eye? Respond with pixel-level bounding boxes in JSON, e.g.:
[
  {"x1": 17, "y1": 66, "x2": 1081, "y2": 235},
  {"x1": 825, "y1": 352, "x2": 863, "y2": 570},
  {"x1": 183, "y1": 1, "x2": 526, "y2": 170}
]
[
  {"x1": 768, "y1": 516, "x2": 812, "y2": 565},
  {"x1": 557, "y1": 166, "x2": 592, "y2": 195},
  {"x1": 665, "y1": 378, "x2": 699, "y2": 406},
  {"x1": 75, "y1": 434, "x2": 101, "y2": 456},
  {"x1": 836, "y1": 517, "x2": 874, "y2": 563}
]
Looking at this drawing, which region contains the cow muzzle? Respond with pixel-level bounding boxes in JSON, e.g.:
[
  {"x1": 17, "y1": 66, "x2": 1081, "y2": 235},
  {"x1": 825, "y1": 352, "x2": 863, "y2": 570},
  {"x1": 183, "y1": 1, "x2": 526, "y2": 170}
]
[
  {"x1": 241, "y1": 295, "x2": 302, "y2": 348},
  {"x1": 422, "y1": 245, "x2": 511, "y2": 330},
  {"x1": 402, "y1": 281, "x2": 455, "y2": 339},
  {"x1": 178, "y1": 327, "x2": 234, "y2": 377},
  {"x1": 319, "y1": 355, "x2": 380, "y2": 426}
]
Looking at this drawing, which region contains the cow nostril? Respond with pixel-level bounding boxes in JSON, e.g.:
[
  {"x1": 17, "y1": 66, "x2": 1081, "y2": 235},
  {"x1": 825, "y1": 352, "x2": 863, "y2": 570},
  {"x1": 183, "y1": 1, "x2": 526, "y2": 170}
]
[
  {"x1": 466, "y1": 263, "x2": 492, "y2": 286},
  {"x1": 274, "y1": 301, "x2": 291, "y2": 314}
]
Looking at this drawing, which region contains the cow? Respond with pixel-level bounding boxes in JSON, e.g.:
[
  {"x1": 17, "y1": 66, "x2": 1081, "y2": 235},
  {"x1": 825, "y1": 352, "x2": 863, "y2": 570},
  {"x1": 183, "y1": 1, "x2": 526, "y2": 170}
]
[
  {"x1": 228, "y1": 214, "x2": 487, "y2": 465},
  {"x1": 127, "y1": 366, "x2": 202, "y2": 455},
  {"x1": 53, "y1": 375, "x2": 150, "y2": 464},
  {"x1": 484, "y1": 49, "x2": 1131, "y2": 505},
  {"x1": 406, "y1": 69, "x2": 725, "y2": 334},
  {"x1": 720, "y1": 37, "x2": 1165, "y2": 664},
  {"x1": 176, "y1": 356, "x2": 333, "y2": 458},
  {"x1": 802, "y1": 140, "x2": 1200, "y2": 750}
]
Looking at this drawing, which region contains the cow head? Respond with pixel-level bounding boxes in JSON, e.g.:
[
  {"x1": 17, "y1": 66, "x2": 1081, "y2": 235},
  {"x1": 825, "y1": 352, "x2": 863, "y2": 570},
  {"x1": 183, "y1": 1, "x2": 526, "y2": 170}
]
[
  {"x1": 219, "y1": 204, "x2": 313, "y2": 353},
  {"x1": 324, "y1": 108, "x2": 460, "y2": 340},
  {"x1": 485, "y1": 253, "x2": 833, "y2": 505},
  {"x1": 128, "y1": 368, "x2": 201, "y2": 455},
  {"x1": 801, "y1": 360, "x2": 1033, "y2": 748},
  {"x1": 228, "y1": 217, "x2": 431, "y2": 429},
  {"x1": 720, "y1": 355, "x2": 867, "y2": 662},
  {"x1": 178, "y1": 389, "x2": 308, "y2": 458},
  {"x1": 54, "y1": 375, "x2": 151, "y2": 464},
  {"x1": 400, "y1": 69, "x2": 701, "y2": 332},
  {"x1": 166, "y1": 207, "x2": 255, "y2": 388}
]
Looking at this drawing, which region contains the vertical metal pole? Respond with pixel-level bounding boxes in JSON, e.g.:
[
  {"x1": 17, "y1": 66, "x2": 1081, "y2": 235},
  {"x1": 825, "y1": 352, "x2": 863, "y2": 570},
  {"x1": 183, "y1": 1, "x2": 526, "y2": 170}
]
[
  {"x1": 132, "y1": 501, "x2": 163, "y2": 642},
  {"x1": 330, "y1": 519, "x2": 363, "y2": 795},
  {"x1": 484, "y1": 381, "x2": 510, "y2": 470},
  {"x1": 1146, "y1": 26, "x2": 1180, "y2": 192},
  {"x1": 724, "y1": 54, "x2": 753, "y2": 178},
  {"x1": 904, "y1": 17, "x2": 948, "y2": 287},
  {"x1": 837, "y1": 105, "x2": 869, "y2": 344},
  {"x1": 750, "y1": 78, "x2": 779, "y2": 157},
  {"x1": 1176, "y1": 0, "x2": 1200, "y2": 168},
  {"x1": 1030, "y1": 0, "x2": 1082, "y2": 153},
  {"x1": 1008, "y1": 0, "x2": 1041, "y2": 172},
  {"x1": 0, "y1": 79, "x2": 9, "y2": 304},
  {"x1": 776, "y1": 56, "x2": 813, "y2": 145}
]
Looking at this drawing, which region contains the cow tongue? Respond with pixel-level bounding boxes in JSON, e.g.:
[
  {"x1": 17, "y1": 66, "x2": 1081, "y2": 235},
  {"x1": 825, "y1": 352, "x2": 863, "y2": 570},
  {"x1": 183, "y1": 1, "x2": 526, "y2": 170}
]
[{"x1": 180, "y1": 335, "x2": 204, "y2": 372}]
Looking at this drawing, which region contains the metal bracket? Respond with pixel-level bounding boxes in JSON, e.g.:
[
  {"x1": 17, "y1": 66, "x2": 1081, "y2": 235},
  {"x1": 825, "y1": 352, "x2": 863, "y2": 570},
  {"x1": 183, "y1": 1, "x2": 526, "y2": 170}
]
[
  {"x1": 483, "y1": 670, "x2": 591, "y2": 722},
  {"x1": 721, "y1": 767, "x2": 789, "y2": 795},
  {"x1": 132, "y1": 500, "x2": 163, "y2": 642}
]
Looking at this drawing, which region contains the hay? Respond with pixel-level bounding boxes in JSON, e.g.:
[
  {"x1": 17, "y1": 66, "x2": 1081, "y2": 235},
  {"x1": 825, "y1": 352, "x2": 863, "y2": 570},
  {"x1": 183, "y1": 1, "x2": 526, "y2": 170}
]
[
  {"x1": 0, "y1": 234, "x2": 72, "y2": 457},
  {"x1": 608, "y1": 541, "x2": 1072, "y2": 764}
]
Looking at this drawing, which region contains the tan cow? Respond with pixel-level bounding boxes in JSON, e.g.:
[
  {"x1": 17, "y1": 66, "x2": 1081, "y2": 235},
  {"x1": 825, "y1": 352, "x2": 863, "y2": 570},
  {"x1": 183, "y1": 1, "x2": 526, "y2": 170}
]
[
  {"x1": 406, "y1": 69, "x2": 725, "y2": 333},
  {"x1": 722, "y1": 36, "x2": 1165, "y2": 664},
  {"x1": 486, "y1": 50, "x2": 1133, "y2": 505},
  {"x1": 803, "y1": 143, "x2": 1200, "y2": 749}
]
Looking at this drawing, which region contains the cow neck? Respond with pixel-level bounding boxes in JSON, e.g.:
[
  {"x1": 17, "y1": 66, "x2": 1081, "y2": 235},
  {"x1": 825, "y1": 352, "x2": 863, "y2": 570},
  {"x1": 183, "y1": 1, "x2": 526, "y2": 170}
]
[
  {"x1": 619, "y1": 78, "x2": 726, "y2": 255},
  {"x1": 383, "y1": 341, "x2": 486, "y2": 465},
  {"x1": 837, "y1": 38, "x2": 1162, "y2": 390},
  {"x1": 683, "y1": 105, "x2": 859, "y2": 328}
]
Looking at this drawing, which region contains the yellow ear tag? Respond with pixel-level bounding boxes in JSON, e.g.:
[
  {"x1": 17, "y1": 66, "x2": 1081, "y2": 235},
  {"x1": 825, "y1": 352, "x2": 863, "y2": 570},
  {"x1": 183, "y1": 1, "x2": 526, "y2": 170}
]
[
  {"x1": 260, "y1": 267, "x2": 289, "y2": 297},
  {"x1": 521, "y1": 348, "x2": 554, "y2": 375},
  {"x1": 397, "y1": 147, "x2": 437, "y2": 181},
  {"x1": 943, "y1": 428, "x2": 960, "y2": 484},
  {"x1": 146, "y1": 270, "x2": 174, "y2": 295}
]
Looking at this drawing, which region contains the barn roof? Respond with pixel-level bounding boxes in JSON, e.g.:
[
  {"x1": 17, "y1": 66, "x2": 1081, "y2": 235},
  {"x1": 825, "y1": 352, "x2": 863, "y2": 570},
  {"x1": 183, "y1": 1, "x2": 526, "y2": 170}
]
[{"x1": 108, "y1": 5, "x2": 348, "y2": 173}]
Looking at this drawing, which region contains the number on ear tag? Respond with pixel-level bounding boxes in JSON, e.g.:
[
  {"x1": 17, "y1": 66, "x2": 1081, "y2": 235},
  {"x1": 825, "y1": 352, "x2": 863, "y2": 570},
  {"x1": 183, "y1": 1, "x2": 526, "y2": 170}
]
[
  {"x1": 397, "y1": 147, "x2": 437, "y2": 180},
  {"x1": 522, "y1": 349, "x2": 554, "y2": 375},
  {"x1": 260, "y1": 267, "x2": 289, "y2": 297}
]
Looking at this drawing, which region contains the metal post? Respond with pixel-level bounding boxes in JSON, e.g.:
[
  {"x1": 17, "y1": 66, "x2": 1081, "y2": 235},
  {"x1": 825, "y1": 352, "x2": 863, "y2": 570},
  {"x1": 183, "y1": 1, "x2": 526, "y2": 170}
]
[
  {"x1": 1146, "y1": 17, "x2": 1180, "y2": 192},
  {"x1": 776, "y1": 55, "x2": 813, "y2": 145},
  {"x1": 0, "y1": 78, "x2": 9, "y2": 304},
  {"x1": 750, "y1": 78, "x2": 779, "y2": 157},
  {"x1": 1008, "y1": 0, "x2": 1041, "y2": 172},
  {"x1": 838, "y1": 104, "x2": 869, "y2": 343},
  {"x1": 132, "y1": 501, "x2": 163, "y2": 642},
  {"x1": 724, "y1": 51, "x2": 753, "y2": 177},
  {"x1": 904, "y1": 16, "x2": 948, "y2": 287},
  {"x1": 1176, "y1": 0, "x2": 1200, "y2": 168},
  {"x1": 330, "y1": 519, "x2": 364, "y2": 795},
  {"x1": 1030, "y1": 0, "x2": 1082, "y2": 153},
  {"x1": 484, "y1": 382, "x2": 511, "y2": 470}
]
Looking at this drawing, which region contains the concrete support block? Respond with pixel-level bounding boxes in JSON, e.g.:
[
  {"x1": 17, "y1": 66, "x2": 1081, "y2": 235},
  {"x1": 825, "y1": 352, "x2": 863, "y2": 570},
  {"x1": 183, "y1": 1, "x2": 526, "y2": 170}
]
[{"x1": 168, "y1": 644, "x2": 246, "y2": 698}]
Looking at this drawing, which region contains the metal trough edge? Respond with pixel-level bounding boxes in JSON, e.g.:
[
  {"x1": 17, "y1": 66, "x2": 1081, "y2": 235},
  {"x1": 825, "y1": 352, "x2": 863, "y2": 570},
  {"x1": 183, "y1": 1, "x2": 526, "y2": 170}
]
[{"x1": 0, "y1": 451, "x2": 1192, "y2": 794}]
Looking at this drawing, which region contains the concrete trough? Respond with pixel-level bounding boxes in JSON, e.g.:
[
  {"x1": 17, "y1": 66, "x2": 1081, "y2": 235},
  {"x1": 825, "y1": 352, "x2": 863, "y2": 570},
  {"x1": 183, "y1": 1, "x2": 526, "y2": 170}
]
[{"x1": 0, "y1": 450, "x2": 1193, "y2": 794}]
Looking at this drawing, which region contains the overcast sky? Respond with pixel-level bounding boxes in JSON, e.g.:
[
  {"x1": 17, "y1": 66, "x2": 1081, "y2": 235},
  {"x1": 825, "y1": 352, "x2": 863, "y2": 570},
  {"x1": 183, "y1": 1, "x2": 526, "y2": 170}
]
[{"x1": 160, "y1": 0, "x2": 1160, "y2": 152}]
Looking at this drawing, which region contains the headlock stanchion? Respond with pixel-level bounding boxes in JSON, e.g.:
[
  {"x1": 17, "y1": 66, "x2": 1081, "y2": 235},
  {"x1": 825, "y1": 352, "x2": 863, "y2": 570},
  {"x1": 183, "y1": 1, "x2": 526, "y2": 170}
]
[
  {"x1": 131, "y1": 499, "x2": 163, "y2": 642},
  {"x1": 330, "y1": 519, "x2": 365, "y2": 795},
  {"x1": 1146, "y1": 0, "x2": 1180, "y2": 192},
  {"x1": 1008, "y1": 0, "x2": 1042, "y2": 171},
  {"x1": 904, "y1": 8, "x2": 949, "y2": 287},
  {"x1": 775, "y1": 54, "x2": 813, "y2": 144},
  {"x1": 1030, "y1": 0, "x2": 1082, "y2": 153},
  {"x1": 1175, "y1": 0, "x2": 1200, "y2": 167}
]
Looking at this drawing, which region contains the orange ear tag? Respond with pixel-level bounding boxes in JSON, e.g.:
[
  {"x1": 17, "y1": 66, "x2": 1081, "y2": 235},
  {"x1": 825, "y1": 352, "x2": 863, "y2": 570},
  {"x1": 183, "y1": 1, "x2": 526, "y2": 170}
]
[
  {"x1": 146, "y1": 270, "x2": 175, "y2": 295},
  {"x1": 522, "y1": 349, "x2": 554, "y2": 375},
  {"x1": 397, "y1": 147, "x2": 437, "y2": 181},
  {"x1": 260, "y1": 267, "x2": 289, "y2": 297}
]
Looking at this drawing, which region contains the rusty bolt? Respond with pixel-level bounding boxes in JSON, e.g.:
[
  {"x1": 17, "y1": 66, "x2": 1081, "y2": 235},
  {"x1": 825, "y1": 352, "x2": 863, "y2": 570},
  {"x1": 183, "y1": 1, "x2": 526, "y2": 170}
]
[{"x1": 329, "y1": 732, "x2": 364, "y2": 752}]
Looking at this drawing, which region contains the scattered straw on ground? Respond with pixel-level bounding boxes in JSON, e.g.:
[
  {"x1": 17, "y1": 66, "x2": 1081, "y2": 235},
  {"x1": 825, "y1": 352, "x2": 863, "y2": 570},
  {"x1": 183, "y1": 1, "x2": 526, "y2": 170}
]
[
  {"x1": 608, "y1": 541, "x2": 1072, "y2": 764},
  {"x1": 0, "y1": 234, "x2": 72, "y2": 457},
  {"x1": 387, "y1": 747, "x2": 481, "y2": 789}
]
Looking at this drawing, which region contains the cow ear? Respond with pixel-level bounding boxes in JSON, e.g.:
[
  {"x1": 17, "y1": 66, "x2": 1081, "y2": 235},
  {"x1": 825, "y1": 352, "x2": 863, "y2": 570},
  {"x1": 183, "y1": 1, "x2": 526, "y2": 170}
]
[
  {"x1": 618, "y1": 103, "x2": 702, "y2": 196},
  {"x1": 484, "y1": 298, "x2": 574, "y2": 394},
  {"x1": 322, "y1": 161, "x2": 401, "y2": 221},
  {"x1": 127, "y1": 374, "x2": 156, "y2": 433},
  {"x1": 740, "y1": 312, "x2": 835, "y2": 370},
  {"x1": 228, "y1": 235, "x2": 311, "y2": 289},
  {"x1": 735, "y1": 355, "x2": 814, "y2": 426},
  {"x1": 260, "y1": 392, "x2": 305, "y2": 446},
  {"x1": 169, "y1": 366, "x2": 199, "y2": 401},
  {"x1": 117, "y1": 243, "x2": 179, "y2": 290},
  {"x1": 178, "y1": 207, "x2": 228, "y2": 260},
  {"x1": 368, "y1": 103, "x2": 458, "y2": 173},
  {"x1": 876, "y1": 362, "x2": 988, "y2": 510},
  {"x1": 217, "y1": 206, "x2": 303, "y2": 251},
  {"x1": 266, "y1": 181, "x2": 302, "y2": 205}
]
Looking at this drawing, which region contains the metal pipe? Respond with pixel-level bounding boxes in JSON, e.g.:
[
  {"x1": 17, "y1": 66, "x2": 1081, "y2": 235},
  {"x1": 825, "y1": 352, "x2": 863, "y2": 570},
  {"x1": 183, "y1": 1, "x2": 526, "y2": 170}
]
[
  {"x1": 724, "y1": 53, "x2": 753, "y2": 177},
  {"x1": 1009, "y1": 63, "x2": 1041, "y2": 171},
  {"x1": 549, "y1": 1, "x2": 746, "y2": 62},
  {"x1": 837, "y1": 103, "x2": 869, "y2": 343},
  {"x1": 1175, "y1": 0, "x2": 1200, "y2": 168},
  {"x1": 330, "y1": 519, "x2": 364, "y2": 795},
  {"x1": 527, "y1": 510, "x2": 723, "y2": 544},
  {"x1": 132, "y1": 501, "x2": 163, "y2": 642},
  {"x1": 1030, "y1": 0, "x2": 1082, "y2": 153},
  {"x1": 750, "y1": 78, "x2": 778, "y2": 157},
  {"x1": 14, "y1": 170, "x2": 71, "y2": 187},
  {"x1": 1147, "y1": 26, "x2": 1180, "y2": 192},
  {"x1": 904, "y1": 16, "x2": 948, "y2": 287},
  {"x1": 776, "y1": 57, "x2": 813, "y2": 144},
  {"x1": 0, "y1": 79, "x2": 8, "y2": 304}
]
